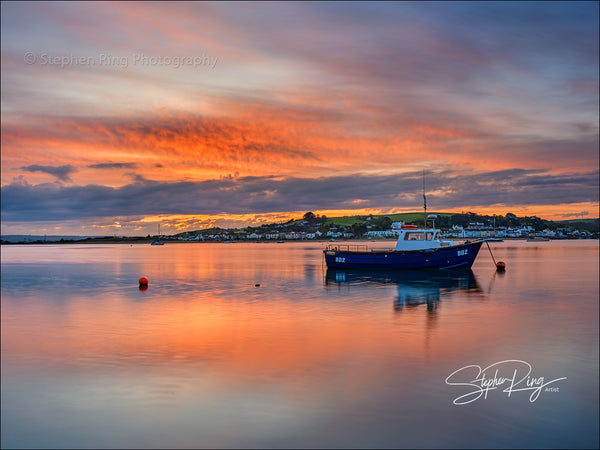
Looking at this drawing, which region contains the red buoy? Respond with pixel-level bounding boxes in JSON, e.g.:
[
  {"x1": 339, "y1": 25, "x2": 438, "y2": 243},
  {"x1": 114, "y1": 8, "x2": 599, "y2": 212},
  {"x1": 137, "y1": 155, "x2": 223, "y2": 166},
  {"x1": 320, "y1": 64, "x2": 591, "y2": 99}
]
[
  {"x1": 496, "y1": 261, "x2": 506, "y2": 272},
  {"x1": 139, "y1": 276, "x2": 149, "y2": 285}
]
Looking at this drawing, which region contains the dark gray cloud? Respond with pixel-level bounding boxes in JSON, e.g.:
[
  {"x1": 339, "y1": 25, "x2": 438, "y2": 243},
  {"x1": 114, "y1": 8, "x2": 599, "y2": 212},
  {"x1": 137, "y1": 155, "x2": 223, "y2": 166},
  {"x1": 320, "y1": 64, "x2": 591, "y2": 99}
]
[
  {"x1": 88, "y1": 162, "x2": 138, "y2": 169},
  {"x1": 20, "y1": 164, "x2": 77, "y2": 182},
  {"x1": 2, "y1": 169, "x2": 598, "y2": 223}
]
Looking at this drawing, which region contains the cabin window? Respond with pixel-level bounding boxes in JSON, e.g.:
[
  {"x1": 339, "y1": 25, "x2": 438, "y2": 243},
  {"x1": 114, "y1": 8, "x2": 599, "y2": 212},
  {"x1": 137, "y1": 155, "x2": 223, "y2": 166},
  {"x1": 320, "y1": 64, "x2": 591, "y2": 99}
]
[
  {"x1": 426, "y1": 232, "x2": 434, "y2": 240},
  {"x1": 405, "y1": 232, "x2": 425, "y2": 241}
]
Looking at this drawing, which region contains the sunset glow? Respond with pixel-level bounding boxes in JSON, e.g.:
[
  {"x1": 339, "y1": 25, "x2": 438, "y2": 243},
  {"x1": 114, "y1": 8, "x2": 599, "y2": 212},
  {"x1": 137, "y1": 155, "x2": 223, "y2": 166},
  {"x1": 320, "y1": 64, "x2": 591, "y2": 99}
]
[{"x1": 1, "y1": 1, "x2": 598, "y2": 236}]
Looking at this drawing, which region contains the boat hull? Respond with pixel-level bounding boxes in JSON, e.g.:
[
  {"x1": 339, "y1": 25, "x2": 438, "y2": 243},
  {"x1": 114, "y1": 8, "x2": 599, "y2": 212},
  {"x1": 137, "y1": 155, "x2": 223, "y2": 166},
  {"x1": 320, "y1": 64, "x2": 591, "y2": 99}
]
[{"x1": 323, "y1": 241, "x2": 483, "y2": 270}]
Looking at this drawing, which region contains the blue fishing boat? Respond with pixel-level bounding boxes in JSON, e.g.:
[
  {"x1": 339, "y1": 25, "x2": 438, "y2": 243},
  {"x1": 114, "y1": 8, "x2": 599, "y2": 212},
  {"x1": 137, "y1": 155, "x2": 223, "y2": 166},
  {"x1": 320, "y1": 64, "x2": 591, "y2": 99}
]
[
  {"x1": 324, "y1": 173, "x2": 485, "y2": 270},
  {"x1": 323, "y1": 216, "x2": 483, "y2": 270}
]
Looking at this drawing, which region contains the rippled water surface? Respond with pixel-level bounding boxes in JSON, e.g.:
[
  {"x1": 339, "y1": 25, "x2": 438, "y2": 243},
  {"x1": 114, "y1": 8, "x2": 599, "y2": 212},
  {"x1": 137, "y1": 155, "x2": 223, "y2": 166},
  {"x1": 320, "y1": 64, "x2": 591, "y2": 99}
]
[{"x1": 1, "y1": 240, "x2": 598, "y2": 448}]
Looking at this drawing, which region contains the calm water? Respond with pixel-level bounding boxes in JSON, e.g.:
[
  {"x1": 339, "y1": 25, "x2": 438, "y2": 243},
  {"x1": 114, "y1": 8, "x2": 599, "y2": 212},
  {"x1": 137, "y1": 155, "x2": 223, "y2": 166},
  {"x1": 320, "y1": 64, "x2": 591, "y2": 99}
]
[{"x1": 1, "y1": 240, "x2": 598, "y2": 449}]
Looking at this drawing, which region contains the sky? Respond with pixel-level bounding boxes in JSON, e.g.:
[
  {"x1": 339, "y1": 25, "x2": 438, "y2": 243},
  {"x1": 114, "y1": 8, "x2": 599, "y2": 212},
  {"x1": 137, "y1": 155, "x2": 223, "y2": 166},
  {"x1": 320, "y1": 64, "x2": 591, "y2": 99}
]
[{"x1": 1, "y1": 1, "x2": 598, "y2": 236}]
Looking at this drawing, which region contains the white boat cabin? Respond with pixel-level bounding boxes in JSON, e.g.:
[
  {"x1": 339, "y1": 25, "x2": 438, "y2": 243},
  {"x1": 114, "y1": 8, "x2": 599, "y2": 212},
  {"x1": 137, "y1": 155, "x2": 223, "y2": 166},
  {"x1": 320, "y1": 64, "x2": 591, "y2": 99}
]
[{"x1": 392, "y1": 218, "x2": 455, "y2": 251}]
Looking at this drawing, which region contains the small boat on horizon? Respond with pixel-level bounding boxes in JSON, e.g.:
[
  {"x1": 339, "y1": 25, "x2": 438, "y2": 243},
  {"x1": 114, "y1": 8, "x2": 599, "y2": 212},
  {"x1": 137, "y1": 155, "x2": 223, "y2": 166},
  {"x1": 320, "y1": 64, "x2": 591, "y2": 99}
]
[
  {"x1": 527, "y1": 236, "x2": 550, "y2": 242},
  {"x1": 151, "y1": 224, "x2": 165, "y2": 245}
]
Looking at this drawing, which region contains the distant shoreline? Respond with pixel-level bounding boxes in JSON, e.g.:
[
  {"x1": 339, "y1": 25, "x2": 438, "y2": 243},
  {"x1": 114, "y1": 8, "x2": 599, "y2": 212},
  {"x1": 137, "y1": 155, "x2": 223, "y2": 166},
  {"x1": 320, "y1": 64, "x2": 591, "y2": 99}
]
[
  {"x1": 2, "y1": 236, "x2": 597, "y2": 245},
  {"x1": 3, "y1": 212, "x2": 597, "y2": 244},
  {"x1": 1, "y1": 237, "x2": 355, "y2": 245}
]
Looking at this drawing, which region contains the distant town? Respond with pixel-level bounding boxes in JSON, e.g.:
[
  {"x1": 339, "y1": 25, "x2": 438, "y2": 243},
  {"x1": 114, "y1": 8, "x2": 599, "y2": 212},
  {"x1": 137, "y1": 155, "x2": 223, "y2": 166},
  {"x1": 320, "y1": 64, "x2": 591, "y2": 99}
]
[{"x1": 2, "y1": 211, "x2": 598, "y2": 244}]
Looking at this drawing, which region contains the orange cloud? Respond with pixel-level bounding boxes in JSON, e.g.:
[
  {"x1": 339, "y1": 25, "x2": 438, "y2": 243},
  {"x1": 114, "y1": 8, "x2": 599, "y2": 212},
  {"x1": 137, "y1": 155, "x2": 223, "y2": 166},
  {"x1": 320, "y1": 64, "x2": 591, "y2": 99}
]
[{"x1": 6, "y1": 102, "x2": 593, "y2": 191}]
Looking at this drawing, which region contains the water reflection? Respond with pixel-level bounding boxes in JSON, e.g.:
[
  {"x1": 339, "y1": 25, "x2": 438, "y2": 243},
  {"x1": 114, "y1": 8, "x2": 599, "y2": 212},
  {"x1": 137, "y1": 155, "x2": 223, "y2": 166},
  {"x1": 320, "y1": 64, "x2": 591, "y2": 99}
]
[
  {"x1": 2, "y1": 242, "x2": 598, "y2": 450},
  {"x1": 325, "y1": 268, "x2": 482, "y2": 312}
]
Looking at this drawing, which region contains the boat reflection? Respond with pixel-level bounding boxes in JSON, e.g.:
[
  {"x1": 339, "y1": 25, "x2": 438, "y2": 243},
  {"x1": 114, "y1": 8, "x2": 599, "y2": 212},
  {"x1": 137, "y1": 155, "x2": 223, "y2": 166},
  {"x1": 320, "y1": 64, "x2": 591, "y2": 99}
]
[{"x1": 325, "y1": 268, "x2": 482, "y2": 312}]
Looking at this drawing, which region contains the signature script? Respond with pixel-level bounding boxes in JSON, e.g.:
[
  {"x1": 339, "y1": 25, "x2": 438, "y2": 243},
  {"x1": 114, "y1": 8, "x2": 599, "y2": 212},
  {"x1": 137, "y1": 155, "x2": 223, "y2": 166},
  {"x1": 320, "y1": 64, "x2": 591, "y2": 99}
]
[{"x1": 445, "y1": 360, "x2": 566, "y2": 405}]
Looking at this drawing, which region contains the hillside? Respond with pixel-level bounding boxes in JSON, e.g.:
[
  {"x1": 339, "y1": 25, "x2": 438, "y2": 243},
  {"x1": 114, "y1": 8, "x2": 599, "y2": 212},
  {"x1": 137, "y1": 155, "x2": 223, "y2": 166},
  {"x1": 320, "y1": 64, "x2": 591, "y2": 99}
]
[
  {"x1": 323, "y1": 212, "x2": 599, "y2": 232},
  {"x1": 324, "y1": 212, "x2": 452, "y2": 226},
  {"x1": 169, "y1": 211, "x2": 598, "y2": 238}
]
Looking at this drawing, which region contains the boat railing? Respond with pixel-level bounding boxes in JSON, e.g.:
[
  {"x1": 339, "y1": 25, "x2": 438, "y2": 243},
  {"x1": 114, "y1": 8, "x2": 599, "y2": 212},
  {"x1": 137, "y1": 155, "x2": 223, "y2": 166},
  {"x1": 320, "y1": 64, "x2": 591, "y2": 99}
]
[{"x1": 326, "y1": 244, "x2": 373, "y2": 253}]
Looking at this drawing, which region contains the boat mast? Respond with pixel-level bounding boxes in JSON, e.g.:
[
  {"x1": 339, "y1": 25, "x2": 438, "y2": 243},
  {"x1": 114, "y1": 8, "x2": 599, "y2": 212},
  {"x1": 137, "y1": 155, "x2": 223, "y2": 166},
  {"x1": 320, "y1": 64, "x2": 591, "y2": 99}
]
[{"x1": 422, "y1": 169, "x2": 427, "y2": 228}]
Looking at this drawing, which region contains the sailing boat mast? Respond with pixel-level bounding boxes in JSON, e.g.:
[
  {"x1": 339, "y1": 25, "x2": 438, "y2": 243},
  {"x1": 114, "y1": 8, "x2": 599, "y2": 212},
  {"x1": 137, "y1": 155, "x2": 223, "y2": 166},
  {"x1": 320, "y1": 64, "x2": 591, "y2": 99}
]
[
  {"x1": 151, "y1": 222, "x2": 165, "y2": 245},
  {"x1": 422, "y1": 169, "x2": 427, "y2": 228}
]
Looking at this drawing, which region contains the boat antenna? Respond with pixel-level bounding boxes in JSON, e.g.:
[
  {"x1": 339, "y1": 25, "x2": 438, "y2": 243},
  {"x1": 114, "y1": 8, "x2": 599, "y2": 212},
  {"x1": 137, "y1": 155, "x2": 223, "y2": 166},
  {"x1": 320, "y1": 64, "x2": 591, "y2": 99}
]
[{"x1": 422, "y1": 169, "x2": 427, "y2": 228}]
